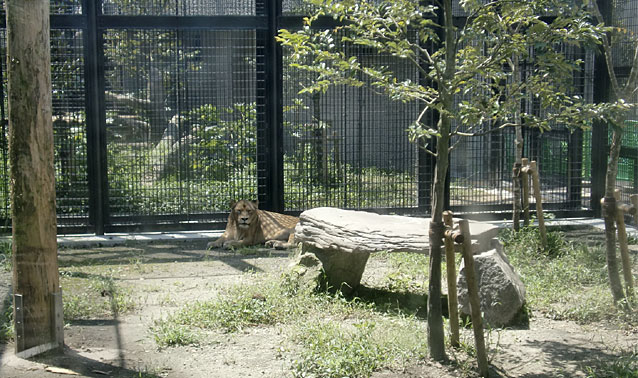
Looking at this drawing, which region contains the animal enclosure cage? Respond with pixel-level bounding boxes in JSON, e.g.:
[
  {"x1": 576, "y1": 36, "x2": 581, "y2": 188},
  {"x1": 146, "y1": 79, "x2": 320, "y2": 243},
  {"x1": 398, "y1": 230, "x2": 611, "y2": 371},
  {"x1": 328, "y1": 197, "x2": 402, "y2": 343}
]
[{"x1": 0, "y1": 0, "x2": 634, "y2": 234}]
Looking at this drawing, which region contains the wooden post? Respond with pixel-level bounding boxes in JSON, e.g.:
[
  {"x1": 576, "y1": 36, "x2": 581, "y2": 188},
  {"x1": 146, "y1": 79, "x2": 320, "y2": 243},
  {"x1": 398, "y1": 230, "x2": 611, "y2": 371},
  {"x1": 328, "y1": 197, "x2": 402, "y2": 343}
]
[
  {"x1": 631, "y1": 194, "x2": 638, "y2": 226},
  {"x1": 529, "y1": 161, "x2": 547, "y2": 250},
  {"x1": 6, "y1": 0, "x2": 63, "y2": 355},
  {"x1": 459, "y1": 220, "x2": 489, "y2": 377},
  {"x1": 614, "y1": 190, "x2": 635, "y2": 303},
  {"x1": 521, "y1": 158, "x2": 531, "y2": 227},
  {"x1": 443, "y1": 211, "x2": 460, "y2": 348}
]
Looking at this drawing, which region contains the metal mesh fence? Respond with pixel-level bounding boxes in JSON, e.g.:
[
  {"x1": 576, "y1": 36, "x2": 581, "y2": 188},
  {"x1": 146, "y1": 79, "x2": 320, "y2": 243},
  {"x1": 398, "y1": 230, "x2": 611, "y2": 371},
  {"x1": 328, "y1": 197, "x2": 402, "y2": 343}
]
[
  {"x1": 104, "y1": 29, "x2": 258, "y2": 225},
  {"x1": 610, "y1": 0, "x2": 638, "y2": 203},
  {"x1": 282, "y1": 36, "x2": 422, "y2": 212},
  {"x1": 51, "y1": 29, "x2": 90, "y2": 227},
  {"x1": 102, "y1": 0, "x2": 255, "y2": 16},
  {"x1": 0, "y1": 0, "x2": 636, "y2": 233}
]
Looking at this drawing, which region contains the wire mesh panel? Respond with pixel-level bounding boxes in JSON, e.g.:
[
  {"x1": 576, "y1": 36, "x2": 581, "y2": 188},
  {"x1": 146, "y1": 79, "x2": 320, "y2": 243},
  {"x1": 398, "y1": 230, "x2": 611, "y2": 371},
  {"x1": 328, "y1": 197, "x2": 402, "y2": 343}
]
[
  {"x1": 282, "y1": 38, "x2": 422, "y2": 212},
  {"x1": 103, "y1": 29, "x2": 258, "y2": 225},
  {"x1": 102, "y1": 0, "x2": 255, "y2": 16},
  {"x1": 610, "y1": 0, "x2": 638, "y2": 202},
  {"x1": 0, "y1": 28, "x2": 90, "y2": 232},
  {"x1": 449, "y1": 43, "x2": 593, "y2": 215},
  {"x1": 51, "y1": 29, "x2": 90, "y2": 227},
  {"x1": 51, "y1": 0, "x2": 83, "y2": 14}
]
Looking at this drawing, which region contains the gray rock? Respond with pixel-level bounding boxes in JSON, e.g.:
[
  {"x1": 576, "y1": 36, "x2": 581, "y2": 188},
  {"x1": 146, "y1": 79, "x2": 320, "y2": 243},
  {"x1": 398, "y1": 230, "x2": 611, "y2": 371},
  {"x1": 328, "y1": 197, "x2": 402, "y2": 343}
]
[
  {"x1": 457, "y1": 241, "x2": 526, "y2": 328},
  {"x1": 286, "y1": 252, "x2": 324, "y2": 292}
]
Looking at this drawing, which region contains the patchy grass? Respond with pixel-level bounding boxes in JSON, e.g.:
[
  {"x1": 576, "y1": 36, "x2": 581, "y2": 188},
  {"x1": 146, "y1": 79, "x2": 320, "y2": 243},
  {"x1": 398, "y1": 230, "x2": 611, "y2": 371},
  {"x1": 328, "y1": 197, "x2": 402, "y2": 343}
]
[
  {"x1": 501, "y1": 226, "x2": 636, "y2": 324},
  {"x1": 61, "y1": 269, "x2": 136, "y2": 320},
  {"x1": 583, "y1": 347, "x2": 638, "y2": 377},
  {"x1": 150, "y1": 272, "x2": 430, "y2": 376},
  {"x1": 290, "y1": 318, "x2": 427, "y2": 378},
  {"x1": 379, "y1": 251, "x2": 429, "y2": 293}
]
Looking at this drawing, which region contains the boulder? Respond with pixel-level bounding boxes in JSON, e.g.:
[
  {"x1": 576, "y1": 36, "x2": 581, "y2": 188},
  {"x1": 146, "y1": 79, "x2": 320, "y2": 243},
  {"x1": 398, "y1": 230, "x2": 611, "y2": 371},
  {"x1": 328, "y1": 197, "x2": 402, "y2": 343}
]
[
  {"x1": 457, "y1": 240, "x2": 526, "y2": 327},
  {"x1": 286, "y1": 252, "x2": 325, "y2": 292},
  {"x1": 295, "y1": 207, "x2": 500, "y2": 292}
]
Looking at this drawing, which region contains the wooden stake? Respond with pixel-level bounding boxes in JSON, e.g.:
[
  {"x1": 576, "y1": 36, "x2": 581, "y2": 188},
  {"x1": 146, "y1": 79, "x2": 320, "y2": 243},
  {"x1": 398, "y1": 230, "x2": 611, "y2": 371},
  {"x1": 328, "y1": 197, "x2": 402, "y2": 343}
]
[
  {"x1": 459, "y1": 219, "x2": 489, "y2": 377},
  {"x1": 521, "y1": 158, "x2": 531, "y2": 227},
  {"x1": 614, "y1": 190, "x2": 635, "y2": 302},
  {"x1": 631, "y1": 194, "x2": 638, "y2": 226},
  {"x1": 529, "y1": 161, "x2": 547, "y2": 250},
  {"x1": 443, "y1": 211, "x2": 459, "y2": 348}
]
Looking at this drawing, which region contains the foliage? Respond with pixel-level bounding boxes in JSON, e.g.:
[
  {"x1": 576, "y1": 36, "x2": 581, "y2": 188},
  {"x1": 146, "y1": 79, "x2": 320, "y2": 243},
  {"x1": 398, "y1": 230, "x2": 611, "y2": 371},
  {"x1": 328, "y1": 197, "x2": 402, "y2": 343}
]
[
  {"x1": 278, "y1": 0, "x2": 605, "y2": 142},
  {"x1": 178, "y1": 102, "x2": 257, "y2": 181}
]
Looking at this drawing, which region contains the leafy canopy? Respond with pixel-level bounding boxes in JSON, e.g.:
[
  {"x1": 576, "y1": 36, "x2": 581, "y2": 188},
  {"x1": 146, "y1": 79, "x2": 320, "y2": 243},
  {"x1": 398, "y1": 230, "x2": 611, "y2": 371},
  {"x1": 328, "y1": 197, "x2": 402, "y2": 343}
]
[{"x1": 278, "y1": 0, "x2": 613, "y2": 148}]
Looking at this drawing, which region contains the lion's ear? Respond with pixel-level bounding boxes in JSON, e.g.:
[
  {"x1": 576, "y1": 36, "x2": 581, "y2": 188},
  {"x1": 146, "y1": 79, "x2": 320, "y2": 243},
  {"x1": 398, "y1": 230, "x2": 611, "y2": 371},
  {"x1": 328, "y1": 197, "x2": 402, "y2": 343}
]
[
  {"x1": 229, "y1": 200, "x2": 237, "y2": 209},
  {"x1": 252, "y1": 200, "x2": 259, "y2": 208}
]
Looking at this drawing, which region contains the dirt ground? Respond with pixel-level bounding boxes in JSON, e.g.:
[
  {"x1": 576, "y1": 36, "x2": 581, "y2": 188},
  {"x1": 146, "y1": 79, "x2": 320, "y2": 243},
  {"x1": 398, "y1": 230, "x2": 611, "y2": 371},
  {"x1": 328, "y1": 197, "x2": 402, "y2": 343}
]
[{"x1": 0, "y1": 231, "x2": 636, "y2": 378}]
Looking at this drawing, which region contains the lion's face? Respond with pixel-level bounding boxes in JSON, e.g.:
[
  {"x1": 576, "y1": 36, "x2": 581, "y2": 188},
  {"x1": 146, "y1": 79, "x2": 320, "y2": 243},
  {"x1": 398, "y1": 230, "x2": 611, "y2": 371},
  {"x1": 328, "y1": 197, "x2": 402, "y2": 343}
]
[{"x1": 231, "y1": 200, "x2": 259, "y2": 230}]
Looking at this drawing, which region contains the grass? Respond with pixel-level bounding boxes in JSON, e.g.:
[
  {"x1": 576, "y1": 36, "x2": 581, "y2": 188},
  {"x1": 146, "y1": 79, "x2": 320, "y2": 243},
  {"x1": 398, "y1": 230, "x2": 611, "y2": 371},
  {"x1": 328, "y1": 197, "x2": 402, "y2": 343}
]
[
  {"x1": 583, "y1": 348, "x2": 638, "y2": 377},
  {"x1": 61, "y1": 269, "x2": 136, "y2": 320},
  {"x1": 150, "y1": 271, "x2": 429, "y2": 376},
  {"x1": 500, "y1": 226, "x2": 637, "y2": 324},
  {"x1": 0, "y1": 240, "x2": 11, "y2": 272}
]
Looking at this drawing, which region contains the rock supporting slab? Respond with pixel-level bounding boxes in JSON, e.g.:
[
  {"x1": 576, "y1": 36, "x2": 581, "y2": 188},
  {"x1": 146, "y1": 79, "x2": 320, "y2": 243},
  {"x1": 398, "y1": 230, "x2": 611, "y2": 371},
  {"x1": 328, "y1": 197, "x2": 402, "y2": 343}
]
[
  {"x1": 294, "y1": 207, "x2": 500, "y2": 291},
  {"x1": 457, "y1": 240, "x2": 526, "y2": 327}
]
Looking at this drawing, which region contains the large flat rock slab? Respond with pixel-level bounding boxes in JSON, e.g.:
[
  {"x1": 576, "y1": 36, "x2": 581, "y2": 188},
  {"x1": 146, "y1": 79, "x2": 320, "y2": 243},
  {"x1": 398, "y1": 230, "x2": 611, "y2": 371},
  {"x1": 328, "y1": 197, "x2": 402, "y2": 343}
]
[{"x1": 295, "y1": 207, "x2": 500, "y2": 254}]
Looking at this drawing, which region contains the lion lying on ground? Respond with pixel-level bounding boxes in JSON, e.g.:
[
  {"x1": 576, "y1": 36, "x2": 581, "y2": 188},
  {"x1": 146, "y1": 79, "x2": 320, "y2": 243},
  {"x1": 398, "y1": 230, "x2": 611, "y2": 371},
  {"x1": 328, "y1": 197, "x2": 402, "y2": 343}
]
[{"x1": 207, "y1": 200, "x2": 299, "y2": 250}]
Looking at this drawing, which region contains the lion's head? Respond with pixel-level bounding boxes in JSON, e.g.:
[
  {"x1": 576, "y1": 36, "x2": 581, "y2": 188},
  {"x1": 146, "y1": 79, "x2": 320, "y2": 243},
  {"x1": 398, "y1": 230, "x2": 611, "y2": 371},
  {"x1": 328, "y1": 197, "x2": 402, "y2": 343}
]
[{"x1": 230, "y1": 200, "x2": 259, "y2": 230}]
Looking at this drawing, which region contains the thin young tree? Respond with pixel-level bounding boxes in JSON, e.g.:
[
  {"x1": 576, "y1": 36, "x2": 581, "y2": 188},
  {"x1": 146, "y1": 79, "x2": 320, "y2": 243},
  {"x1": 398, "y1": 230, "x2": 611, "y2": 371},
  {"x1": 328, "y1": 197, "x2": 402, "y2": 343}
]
[
  {"x1": 279, "y1": 0, "x2": 603, "y2": 360},
  {"x1": 592, "y1": 0, "x2": 638, "y2": 306},
  {"x1": 6, "y1": 0, "x2": 63, "y2": 355}
]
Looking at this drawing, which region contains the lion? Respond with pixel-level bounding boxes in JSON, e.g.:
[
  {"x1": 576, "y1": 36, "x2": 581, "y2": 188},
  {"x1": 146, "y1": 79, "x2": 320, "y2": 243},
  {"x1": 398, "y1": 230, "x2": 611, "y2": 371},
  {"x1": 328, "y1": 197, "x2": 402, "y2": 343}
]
[{"x1": 207, "y1": 200, "x2": 299, "y2": 250}]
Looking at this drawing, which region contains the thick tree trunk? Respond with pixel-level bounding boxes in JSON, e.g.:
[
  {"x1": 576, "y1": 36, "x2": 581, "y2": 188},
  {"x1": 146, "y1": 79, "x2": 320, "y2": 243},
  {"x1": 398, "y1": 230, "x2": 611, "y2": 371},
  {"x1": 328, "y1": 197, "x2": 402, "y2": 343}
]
[
  {"x1": 603, "y1": 129, "x2": 626, "y2": 303},
  {"x1": 6, "y1": 0, "x2": 63, "y2": 353}
]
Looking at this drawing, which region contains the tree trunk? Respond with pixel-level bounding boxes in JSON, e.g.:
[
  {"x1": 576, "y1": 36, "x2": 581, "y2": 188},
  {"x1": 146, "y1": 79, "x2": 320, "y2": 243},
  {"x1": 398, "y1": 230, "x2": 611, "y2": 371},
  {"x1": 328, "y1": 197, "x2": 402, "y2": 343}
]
[
  {"x1": 512, "y1": 55, "x2": 523, "y2": 231},
  {"x1": 426, "y1": 0, "x2": 455, "y2": 361},
  {"x1": 6, "y1": 0, "x2": 63, "y2": 353},
  {"x1": 602, "y1": 128, "x2": 626, "y2": 303}
]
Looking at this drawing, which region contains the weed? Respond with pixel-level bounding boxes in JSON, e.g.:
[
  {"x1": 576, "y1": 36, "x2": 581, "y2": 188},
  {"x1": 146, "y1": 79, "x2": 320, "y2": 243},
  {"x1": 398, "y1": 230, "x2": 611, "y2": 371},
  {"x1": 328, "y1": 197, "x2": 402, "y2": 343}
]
[
  {"x1": 501, "y1": 227, "x2": 636, "y2": 324},
  {"x1": 583, "y1": 348, "x2": 638, "y2": 377},
  {"x1": 62, "y1": 270, "x2": 136, "y2": 320},
  {"x1": 150, "y1": 317, "x2": 200, "y2": 349},
  {"x1": 0, "y1": 296, "x2": 13, "y2": 343},
  {"x1": 0, "y1": 241, "x2": 11, "y2": 272},
  {"x1": 375, "y1": 251, "x2": 428, "y2": 293},
  {"x1": 291, "y1": 317, "x2": 428, "y2": 378}
]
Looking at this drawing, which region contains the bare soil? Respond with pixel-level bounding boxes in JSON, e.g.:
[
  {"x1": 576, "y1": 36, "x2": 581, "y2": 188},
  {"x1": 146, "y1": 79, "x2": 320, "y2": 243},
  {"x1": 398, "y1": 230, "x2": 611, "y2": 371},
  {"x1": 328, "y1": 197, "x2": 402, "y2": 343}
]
[{"x1": 0, "y1": 233, "x2": 636, "y2": 378}]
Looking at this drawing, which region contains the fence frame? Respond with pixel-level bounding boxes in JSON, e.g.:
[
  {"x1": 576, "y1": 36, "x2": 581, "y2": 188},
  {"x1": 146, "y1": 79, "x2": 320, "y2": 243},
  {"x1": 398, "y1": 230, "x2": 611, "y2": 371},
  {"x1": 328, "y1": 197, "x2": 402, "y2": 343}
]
[{"x1": 0, "y1": 0, "x2": 614, "y2": 234}]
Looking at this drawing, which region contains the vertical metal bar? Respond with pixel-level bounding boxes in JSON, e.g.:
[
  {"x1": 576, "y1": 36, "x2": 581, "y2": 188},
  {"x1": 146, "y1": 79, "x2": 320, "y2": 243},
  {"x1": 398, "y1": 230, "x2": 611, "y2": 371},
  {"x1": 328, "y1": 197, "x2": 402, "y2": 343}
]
[
  {"x1": 13, "y1": 294, "x2": 24, "y2": 352},
  {"x1": 84, "y1": 0, "x2": 108, "y2": 234},
  {"x1": 256, "y1": 0, "x2": 283, "y2": 212},
  {"x1": 591, "y1": 0, "x2": 612, "y2": 217},
  {"x1": 51, "y1": 290, "x2": 64, "y2": 347},
  {"x1": 568, "y1": 128, "x2": 583, "y2": 209}
]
